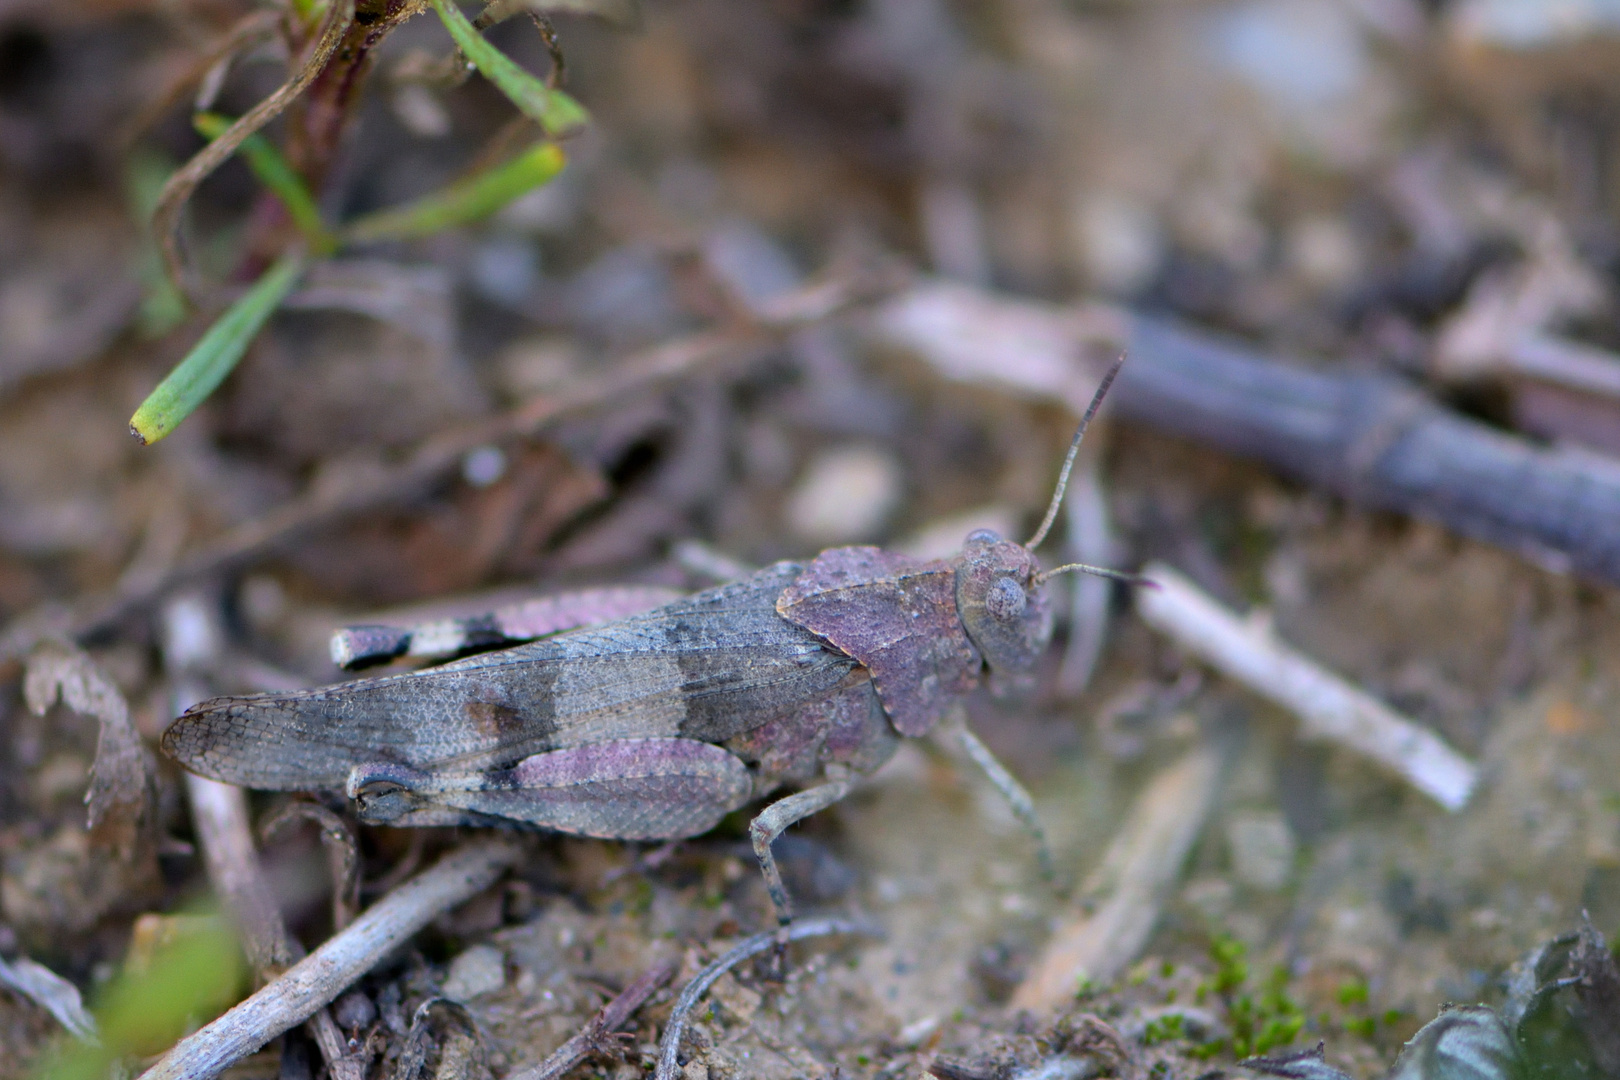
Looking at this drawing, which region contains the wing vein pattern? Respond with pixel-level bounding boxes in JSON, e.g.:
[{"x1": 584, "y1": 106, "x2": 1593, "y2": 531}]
[{"x1": 164, "y1": 563, "x2": 858, "y2": 790}]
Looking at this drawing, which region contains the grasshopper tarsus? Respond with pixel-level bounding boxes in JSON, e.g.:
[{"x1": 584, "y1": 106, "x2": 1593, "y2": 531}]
[{"x1": 749, "y1": 774, "x2": 856, "y2": 926}]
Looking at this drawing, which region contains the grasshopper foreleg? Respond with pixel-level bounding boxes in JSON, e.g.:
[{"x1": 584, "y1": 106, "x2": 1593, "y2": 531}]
[
  {"x1": 748, "y1": 769, "x2": 856, "y2": 926},
  {"x1": 949, "y1": 716, "x2": 1054, "y2": 880}
]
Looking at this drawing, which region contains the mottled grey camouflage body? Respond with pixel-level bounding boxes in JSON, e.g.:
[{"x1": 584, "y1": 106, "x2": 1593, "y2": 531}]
[
  {"x1": 163, "y1": 530, "x2": 1056, "y2": 916},
  {"x1": 167, "y1": 564, "x2": 856, "y2": 793}
]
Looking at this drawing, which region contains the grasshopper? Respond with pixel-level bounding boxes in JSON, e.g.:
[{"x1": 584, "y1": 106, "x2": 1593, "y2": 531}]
[{"x1": 162, "y1": 362, "x2": 1131, "y2": 924}]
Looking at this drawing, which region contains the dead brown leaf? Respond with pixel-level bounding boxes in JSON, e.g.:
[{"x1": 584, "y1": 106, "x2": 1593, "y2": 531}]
[{"x1": 22, "y1": 639, "x2": 151, "y2": 851}]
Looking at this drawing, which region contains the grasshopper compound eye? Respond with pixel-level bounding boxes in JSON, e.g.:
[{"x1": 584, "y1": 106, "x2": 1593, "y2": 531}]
[
  {"x1": 955, "y1": 530, "x2": 1052, "y2": 672},
  {"x1": 984, "y1": 577, "x2": 1027, "y2": 620}
]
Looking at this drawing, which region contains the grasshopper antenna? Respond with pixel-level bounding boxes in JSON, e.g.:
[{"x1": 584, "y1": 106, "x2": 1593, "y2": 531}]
[
  {"x1": 1024, "y1": 353, "x2": 1126, "y2": 551},
  {"x1": 1035, "y1": 561, "x2": 1148, "y2": 587}
]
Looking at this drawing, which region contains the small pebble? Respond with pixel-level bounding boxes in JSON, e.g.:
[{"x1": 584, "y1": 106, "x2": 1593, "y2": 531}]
[
  {"x1": 496, "y1": 336, "x2": 582, "y2": 399},
  {"x1": 472, "y1": 239, "x2": 538, "y2": 307},
  {"x1": 897, "y1": 1014, "x2": 939, "y2": 1047},
  {"x1": 1286, "y1": 215, "x2": 1361, "y2": 291},
  {"x1": 390, "y1": 84, "x2": 451, "y2": 138},
  {"x1": 1072, "y1": 192, "x2": 1162, "y2": 295},
  {"x1": 784, "y1": 445, "x2": 904, "y2": 545},
  {"x1": 333, "y1": 990, "x2": 376, "y2": 1031},
  {"x1": 442, "y1": 944, "x2": 506, "y2": 1002},
  {"x1": 161, "y1": 594, "x2": 223, "y2": 670}
]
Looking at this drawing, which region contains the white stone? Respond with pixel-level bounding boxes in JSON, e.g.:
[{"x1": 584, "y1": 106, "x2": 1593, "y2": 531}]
[
  {"x1": 785, "y1": 445, "x2": 904, "y2": 545},
  {"x1": 442, "y1": 944, "x2": 506, "y2": 1002}
]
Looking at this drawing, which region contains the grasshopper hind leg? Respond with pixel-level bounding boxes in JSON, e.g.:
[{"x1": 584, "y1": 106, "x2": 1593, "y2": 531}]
[{"x1": 748, "y1": 771, "x2": 857, "y2": 926}]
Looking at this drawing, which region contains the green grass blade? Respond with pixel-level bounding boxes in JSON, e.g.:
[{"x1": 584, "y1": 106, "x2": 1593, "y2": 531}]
[
  {"x1": 194, "y1": 112, "x2": 334, "y2": 253},
  {"x1": 129, "y1": 251, "x2": 305, "y2": 445},
  {"x1": 344, "y1": 141, "x2": 567, "y2": 243},
  {"x1": 427, "y1": 0, "x2": 588, "y2": 136}
]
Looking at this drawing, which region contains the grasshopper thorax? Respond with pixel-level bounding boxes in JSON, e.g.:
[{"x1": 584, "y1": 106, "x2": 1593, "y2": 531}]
[{"x1": 954, "y1": 529, "x2": 1052, "y2": 672}]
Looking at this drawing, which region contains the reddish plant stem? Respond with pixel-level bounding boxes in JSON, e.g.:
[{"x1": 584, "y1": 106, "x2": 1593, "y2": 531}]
[{"x1": 287, "y1": 0, "x2": 417, "y2": 190}]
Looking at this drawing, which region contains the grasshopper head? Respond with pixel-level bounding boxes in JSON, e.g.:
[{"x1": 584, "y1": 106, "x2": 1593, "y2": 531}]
[
  {"x1": 953, "y1": 358, "x2": 1132, "y2": 675},
  {"x1": 954, "y1": 529, "x2": 1053, "y2": 672}
]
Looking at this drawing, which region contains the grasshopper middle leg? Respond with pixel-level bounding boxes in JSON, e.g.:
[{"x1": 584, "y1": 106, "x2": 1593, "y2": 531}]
[{"x1": 749, "y1": 769, "x2": 856, "y2": 926}]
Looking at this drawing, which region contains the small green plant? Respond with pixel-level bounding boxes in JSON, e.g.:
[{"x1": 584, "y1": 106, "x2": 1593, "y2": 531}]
[
  {"x1": 1327, "y1": 984, "x2": 1404, "y2": 1043},
  {"x1": 1337, "y1": 977, "x2": 1370, "y2": 1007},
  {"x1": 1143, "y1": 1013, "x2": 1186, "y2": 1045},
  {"x1": 1190, "y1": 936, "x2": 1304, "y2": 1059},
  {"x1": 36, "y1": 912, "x2": 247, "y2": 1080},
  {"x1": 129, "y1": 0, "x2": 589, "y2": 445}
]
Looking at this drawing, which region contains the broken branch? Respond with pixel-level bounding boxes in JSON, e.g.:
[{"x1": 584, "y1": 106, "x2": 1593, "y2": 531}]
[
  {"x1": 1136, "y1": 562, "x2": 1479, "y2": 811},
  {"x1": 137, "y1": 840, "x2": 518, "y2": 1080},
  {"x1": 1010, "y1": 742, "x2": 1228, "y2": 1013},
  {"x1": 507, "y1": 958, "x2": 679, "y2": 1080},
  {"x1": 871, "y1": 281, "x2": 1620, "y2": 591}
]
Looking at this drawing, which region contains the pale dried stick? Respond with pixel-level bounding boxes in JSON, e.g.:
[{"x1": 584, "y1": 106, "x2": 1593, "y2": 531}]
[
  {"x1": 1136, "y1": 562, "x2": 1479, "y2": 811},
  {"x1": 185, "y1": 775, "x2": 298, "y2": 972},
  {"x1": 872, "y1": 281, "x2": 1620, "y2": 593},
  {"x1": 169, "y1": 589, "x2": 358, "y2": 1079},
  {"x1": 507, "y1": 958, "x2": 679, "y2": 1080},
  {"x1": 655, "y1": 917, "x2": 881, "y2": 1080},
  {"x1": 185, "y1": 774, "x2": 359, "y2": 1080},
  {"x1": 1497, "y1": 332, "x2": 1620, "y2": 401},
  {"x1": 138, "y1": 840, "x2": 519, "y2": 1080},
  {"x1": 1010, "y1": 744, "x2": 1227, "y2": 1013}
]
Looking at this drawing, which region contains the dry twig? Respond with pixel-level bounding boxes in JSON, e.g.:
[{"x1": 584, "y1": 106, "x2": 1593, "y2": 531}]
[
  {"x1": 1136, "y1": 563, "x2": 1479, "y2": 811},
  {"x1": 870, "y1": 280, "x2": 1620, "y2": 590},
  {"x1": 137, "y1": 840, "x2": 520, "y2": 1080},
  {"x1": 507, "y1": 958, "x2": 679, "y2": 1080},
  {"x1": 1010, "y1": 743, "x2": 1228, "y2": 1013},
  {"x1": 166, "y1": 592, "x2": 361, "y2": 1079},
  {"x1": 185, "y1": 774, "x2": 360, "y2": 1080}
]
